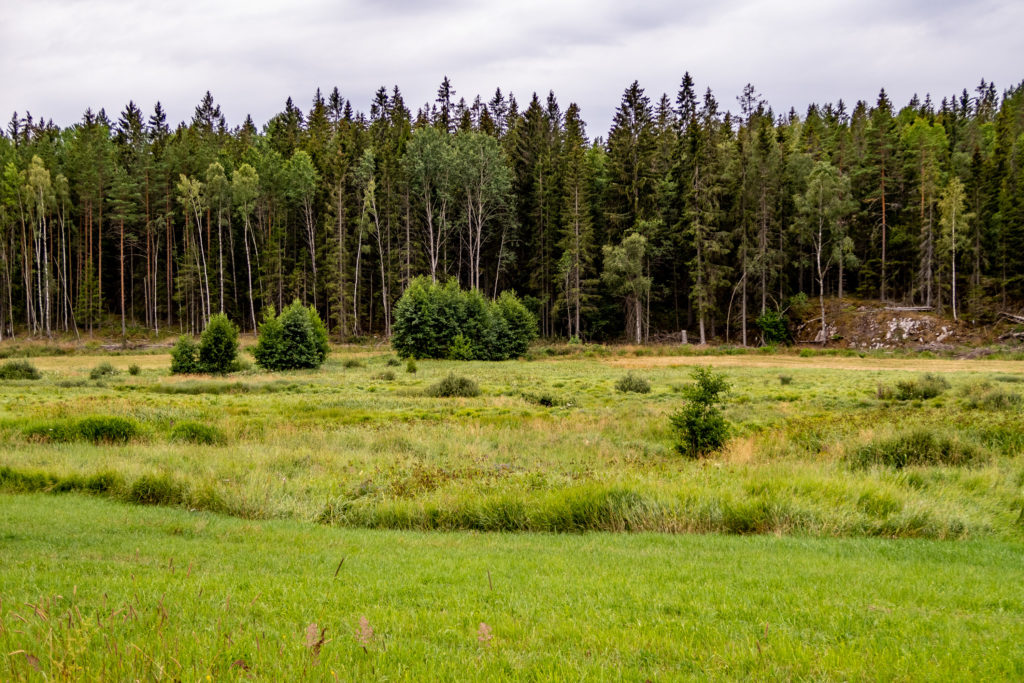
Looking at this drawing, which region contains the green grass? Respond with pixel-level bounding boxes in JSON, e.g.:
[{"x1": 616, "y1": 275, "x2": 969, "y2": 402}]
[
  {"x1": 0, "y1": 350, "x2": 1022, "y2": 537},
  {"x1": 1, "y1": 493, "x2": 1022, "y2": 680}
]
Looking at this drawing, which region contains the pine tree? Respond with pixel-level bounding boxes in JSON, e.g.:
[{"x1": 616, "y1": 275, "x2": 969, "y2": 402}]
[
  {"x1": 557, "y1": 103, "x2": 595, "y2": 340},
  {"x1": 606, "y1": 81, "x2": 658, "y2": 239}
]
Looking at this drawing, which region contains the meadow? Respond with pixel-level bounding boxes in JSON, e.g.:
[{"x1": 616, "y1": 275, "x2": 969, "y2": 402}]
[
  {"x1": 1, "y1": 342, "x2": 1024, "y2": 679},
  {"x1": 1, "y1": 344, "x2": 1023, "y2": 537}
]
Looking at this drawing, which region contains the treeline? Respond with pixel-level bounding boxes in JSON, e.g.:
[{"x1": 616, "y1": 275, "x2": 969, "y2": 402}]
[{"x1": 1, "y1": 74, "x2": 1022, "y2": 343}]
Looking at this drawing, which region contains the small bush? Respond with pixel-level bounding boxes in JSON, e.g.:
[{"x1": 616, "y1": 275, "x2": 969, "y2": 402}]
[
  {"x1": 343, "y1": 358, "x2": 364, "y2": 369},
  {"x1": 406, "y1": 358, "x2": 417, "y2": 374},
  {"x1": 75, "y1": 416, "x2": 138, "y2": 444},
  {"x1": 671, "y1": 366, "x2": 730, "y2": 458},
  {"x1": 426, "y1": 373, "x2": 480, "y2": 398},
  {"x1": 128, "y1": 363, "x2": 141, "y2": 376},
  {"x1": 230, "y1": 358, "x2": 253, "y2": 373},
  {"x1": 0, "y1": 360, "x2": 41, "y2": 380},
  {"x1": 197, "y1": 312, "x2": 239, "y2": 374},
  {"x1": 779, "y1": 374, "x2": 793, "y2": 385},
  {"x1": 447, "y1": 333, "x2": 475, "y2": 360},
  {"x1": 252, "y1": 301, "x2": 330, "y2": 371},
  {"x1": 878, "y1": 373, "x2": 949, "y2": 400},
  {"x1": 89, "y1": 362, "x2": 118, "y2": 380},
  {"x1": 170, "y1": 335, "x2": 200, "y2": 374},
  {"x1": 852, "y1": 429, "x2": 980, "y2": 468},
  {"x1": 385, "y1": 356, "x2": 402, "y2": 367},
  {"x1": 787, "y1": 292, "x2": 813, "y2": 320},
  {"x1": 375, "y1": 370, "x2": 396, "y2": 381},
  {"x1": 755, "y1": 310, "x2": 790, "y2": 345},
  {"x1": 169, "y1": 421, "x2": 227, "y2": 445},
  {"x1": 615, "y1": 373, "x2": 651, "y2": 394}
]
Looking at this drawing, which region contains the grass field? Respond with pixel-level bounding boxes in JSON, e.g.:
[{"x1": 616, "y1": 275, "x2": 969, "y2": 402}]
[
  {"x1": 2, "y1": 346, "x2": 1023, "y2": 537},
  {"x1": 1, "y1": 343, "x2": 1023, "y2": 678},
  {"x1": 2, "y1": 493, "x2": 1023, "y2": 680}
]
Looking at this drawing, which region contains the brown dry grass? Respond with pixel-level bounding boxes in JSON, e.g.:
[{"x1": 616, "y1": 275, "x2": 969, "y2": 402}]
[
  {"x1": 30, "y1": 354, "x2": 172, "y2": 372},
  {"x1": 605, "y1": 353, "x2": 1024, "y2": 374}
]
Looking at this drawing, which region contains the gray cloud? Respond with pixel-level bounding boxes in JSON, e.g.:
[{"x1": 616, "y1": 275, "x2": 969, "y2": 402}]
[{"x1": 1, "y1": 0, "x2": 1021, "y2": 135}]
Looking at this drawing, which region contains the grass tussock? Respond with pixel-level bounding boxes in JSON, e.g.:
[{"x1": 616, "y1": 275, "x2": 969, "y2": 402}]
[
  {"x1": 961, "y1": 381, "x2": 1023, "y2": 410},
  {"x1": 521, "y1": 391, "x2": 562, "y2": 407},
  {"x1": 23, "y1": 415, "x2": 139, "y2": 444},
  {"x1": 877, "y1": 373, "x2": 950, "y2": 400},
  {"x1": 614, "y1": 372, "x2": 651, "y2": 394},
  {"x1": 0, "y1": 359, "x2": 42, "y2": 380},
  {"x1": 89, "y1": 361, "x2": 119, "y2": 380},
  {"x1": 852, "y1": 429, "x2": 982, "y2": 469},
  {"x1": 426, "y1": 373, "x2": 480, "y2": 398},
  {"x1": 169, "y1": 421, "x2": 227, "y2": 445}
]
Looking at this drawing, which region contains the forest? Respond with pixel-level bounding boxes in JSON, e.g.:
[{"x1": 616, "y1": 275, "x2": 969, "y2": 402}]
[{"x1": 1, "y1": 74, "x2": 1023, "y2": 344}]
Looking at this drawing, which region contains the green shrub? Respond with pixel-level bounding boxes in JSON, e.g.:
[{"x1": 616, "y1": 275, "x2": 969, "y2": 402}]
[
  {"x1": 0, "y1": 360, "x2": 41, "y2": 380},
  {"x1": 406, "y1": 358, "x2": 417, "y2": 374},
  {"x1": 787, "y1": 292, "x2": 813, "y2": 320},
  {"x1": 375, "y1": 370, "x2": 396, "y2": 381},
  {"x1": 426, "y1": 373, "x2": 480, "y2": 398},
  {"x1": 878, "y1": 373, "x2": 950, "y2": 400},
  {"x1": 128, "y1": 363, "x2": 141, "y2": 376},
  {"x1": 385, "y1": 356, "x2": 402, "y2": 367},
  {"x1": 343, "y1": 358, "x2": 364, "y2": 369},
  {"x1": 671, "y1": 366, "x2": 730, "y2": 458},
  {"x1": 447, "y1": 333, "x2": 475, "y2": 360},
  {"x1": 230, "y1": 357, "x2": 253, "y2": 373},
  {"x1": 852, "y1": 429, "x2": 980, "y2": 468},
  {"x1": 391, "y1": 277, "x2": 537, "y2": 360},
  {"x1": 75, "y1": 416, "x2": 138, "y2": 444},
  {"x1": 170, "y1": 335, "x2": 200, "y2": 374},
  {"x1": 615, "y1": 373, "x2": 651, "y2": 394},
  {"x1": 197, "y1": 313, "x2": 239, "y2": 374},
  {"x1": 252, "y1": 301, "x2": 330, "y2": 371},
  {"x1": 169, "y1": 421, "x2": 227, "y2": 445},
  {"x1": 494, "y1": 290, "x2": 538, "y2": 357},
  {"x1": 755, "y1": 310, "x2": 790, "y2": 345},
  {"x1": 779, "y1": 374, "x2": 793, "y2": 385},
  {"x1": 89, "y1": 361, "x2": 118, "y2": 380}
]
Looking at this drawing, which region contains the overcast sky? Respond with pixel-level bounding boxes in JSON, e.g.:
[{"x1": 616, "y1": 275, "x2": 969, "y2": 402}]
[{"x1": 2, "y1": 0, "x2": 1022, "y2": 137}]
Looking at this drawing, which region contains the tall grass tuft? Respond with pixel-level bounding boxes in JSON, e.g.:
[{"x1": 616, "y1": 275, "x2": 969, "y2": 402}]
[
  {"x1": 852, "y1": 429, "x2": 981, "y2": 469},
  {"x1": 877, "y1": 373, "x2": 949, "y2": 400},
  {"x1": 126, "y1": 474, "x2": 186, "y2": 506},
  {"x1": 75, "y1": 416, "x2": 138, "y2": 444},
  {"x1": 426, "y1": 373, "x2": 480, "y2": 398},
  {"x1": 89, "y1": 361, "x2": 119, "y2": 380},
  {"x1": 169, "y1": 421, "x2": 227, "y2": 445},
  {"x1": 615, "y1": 373, "x2": 651, "y2": 393},
  {"x1": 0, "y1": 360, "x2": 41, "y2": 380},
  {"x1": 23, "y1": 416, "x2": 138, "y2": 444}
]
